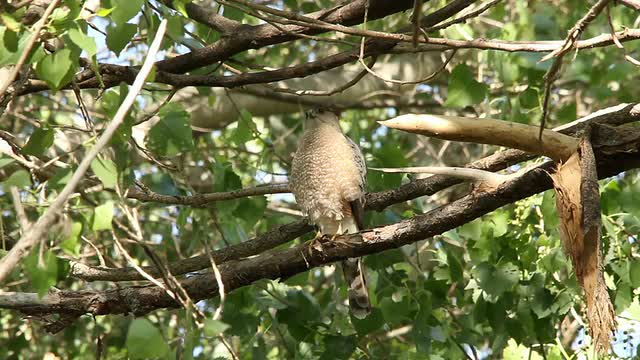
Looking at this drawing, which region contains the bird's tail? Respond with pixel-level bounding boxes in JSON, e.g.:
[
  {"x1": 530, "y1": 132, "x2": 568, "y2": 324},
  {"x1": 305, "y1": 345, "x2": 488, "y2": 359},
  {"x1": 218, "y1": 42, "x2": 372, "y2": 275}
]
[{"x1": 341, "y1": 257, "x2": 371, "y2": 319}]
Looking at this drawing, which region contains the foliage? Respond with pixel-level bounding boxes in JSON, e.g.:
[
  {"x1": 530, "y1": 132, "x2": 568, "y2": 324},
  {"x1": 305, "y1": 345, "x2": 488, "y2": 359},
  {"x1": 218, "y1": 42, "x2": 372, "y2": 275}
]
[{"x1": 0, "y1": 0, "x2": 639, "y2": 359}]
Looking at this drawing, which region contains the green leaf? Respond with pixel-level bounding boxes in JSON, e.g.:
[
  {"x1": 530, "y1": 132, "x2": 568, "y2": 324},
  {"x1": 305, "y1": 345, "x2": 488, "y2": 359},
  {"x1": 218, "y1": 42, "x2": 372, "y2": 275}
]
[
  {"x1": 60, "y1": 222, "x2": 83, "y2": 256},
  {"x1": 445, "y1": 64, "x2": 488, "y2": 107},
  {"x1": 22, "y1": 126, "x2": 54, "y2": 156},
  {"x1": 111, "y1": 0, "x2": 144, "y2": 25},
  {"x1": 3, "y1": 170, "x2": 31, "y2": 188},
  {"x1": 146, "y1": 103, "x2": 194, "y2": 156},
  {"x1": 0, "y1": 157, "x2": 14, "y2": 169},
  {"x1": 48, "y1": 167, "x2": 73, "y2": 189},
  {"x1": 35, "y1": 48, "x2": 76, "y2": 91},
  {"x1": 446, "y1": 250, "x2": 464, "y2": 282},
  {"x1": 232, "y1": 196, "x2": 267, "y2": 226},
  {"x1": 106, "y1": 23, "x2": 137, "y2": 56},
  {"x1": 212, "y1": 163, "x2": 242, "y2": 192},
  {"x1": 503, "y1": 339, "x2": 543, "y2": 360},
  {"x1": 626, "y1": 297, "x2": 640, "y2": 321},
  {"x1": 540, "y1": 190, "x2": 559, "y2": 231},
  {"x1": 67, "y1": 28, "x2": 97, "y2": 58},
  {"x1": 491, "y1": 210, "x2": 509, "y2": 237},
  {"x1": 2, "y1": 27, "x2": 18, "y2": 52},
  {"x1": 518, "y1": 87, "x2": 540, "y2": 109},
  {"x1": 126, "y1": 319, "x2": 169, "y2": 359},
  {"x1": 0, "y1": 28, "x2": 46, "y2": 66},
  {"x1": 24, "y1": 251, "x2": 58, "y2": 297},
  {"x1": 96, "y1": 8, "x2": 114, "y2": 17},
  {"x1": 351, "y1": 308, "x2": 385, "y2": 336},
  {"x1": 320, "y1": 335, "x2": 357, "y2": 360},
  {"x1": 223, "y1": 5, "x2": 244, "y2": 21},
  {"x1": 204, "y1": 319, "x2": 230, "y2": 337},
  {"x1": 92, "y1": 201, "x2": 114, "y2": 231},
  {"x1": 473, "y1": 262, "x2": 520, "y2": 299},
  {"x1": 630, "y1": 261, "x2": 640, "y2": 287},
  {"x1": 380, "y1": 297, "x2": 410, "y2": 325},
  {"x1": 0, "y1": 13, "x2": 21, "y2": 32},
  {"x1": 173, "y1": 0, "x2": 191, "y2": 17},
  {"x1": 91, "y1": 157, "x2": 118, "y2": 189},
  {"x1": 230, "y1": 109, "x2": 255, "y2": 145}
]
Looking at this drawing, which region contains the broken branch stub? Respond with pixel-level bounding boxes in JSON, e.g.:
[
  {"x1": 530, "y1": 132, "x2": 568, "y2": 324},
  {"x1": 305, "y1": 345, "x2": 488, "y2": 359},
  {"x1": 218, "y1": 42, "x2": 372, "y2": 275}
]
[
  {"x1": 549, "y1": 136, "x2": 616, "y2": 352},
  {"x1": 379, "y1": 114, "x2": 579, "y2": 161}
]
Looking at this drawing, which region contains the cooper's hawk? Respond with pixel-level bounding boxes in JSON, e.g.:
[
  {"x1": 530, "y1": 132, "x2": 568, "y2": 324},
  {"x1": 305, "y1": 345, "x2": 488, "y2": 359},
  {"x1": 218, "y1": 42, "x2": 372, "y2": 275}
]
[{"x1": 290, "y1": 108, "x2": 371, "y2": 319}]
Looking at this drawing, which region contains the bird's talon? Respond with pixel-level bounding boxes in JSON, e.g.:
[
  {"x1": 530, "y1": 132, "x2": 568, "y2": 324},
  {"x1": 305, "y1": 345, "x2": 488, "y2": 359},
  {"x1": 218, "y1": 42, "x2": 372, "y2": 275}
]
[{"x1": 309, "y1": 236, "x2": 326, "y2": 253}]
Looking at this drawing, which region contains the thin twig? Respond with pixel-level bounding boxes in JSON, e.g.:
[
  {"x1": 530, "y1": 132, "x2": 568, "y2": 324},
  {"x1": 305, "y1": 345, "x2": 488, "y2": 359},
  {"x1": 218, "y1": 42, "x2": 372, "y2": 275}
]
[
  {"x1": 113, "y1": 234, "x2": 178, "y2": 301},
  {"x1": 360, "y1": 48, "x2": 457, "y2": 85},
  {"x1": 423, "y1": 0, "x2": 502, "y2": 33},
  {"x1": 538, "y1": 0, "x2": 611, "y2": 137},
  {"x1": 265, "y1": 57, "x2": 378, "y2": 96},
  {"x1": 133, "y1": 88, "x2": 179, "y2": 126},
  {"x1": 369, "y1": 166, "x2": 512, "y2": 188},
  {"x1": 9, "y1": 187, "x2": 29, "y2": 232},
  {"x1": 411, "y1": 0, "x2": 424, "y2": 47},
  {"x1": 605, "y1": 5, "x2": 640, "y2": 66},
  {"x1": 203, "y1": 238, "x2": 225, "y2": 320}
]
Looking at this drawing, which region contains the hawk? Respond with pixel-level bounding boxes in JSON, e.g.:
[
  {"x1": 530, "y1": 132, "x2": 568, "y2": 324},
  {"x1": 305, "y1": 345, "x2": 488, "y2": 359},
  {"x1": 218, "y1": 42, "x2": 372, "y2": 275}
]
[{"x1": 290, "y1": 108, "x2": 371, "y2": 319}]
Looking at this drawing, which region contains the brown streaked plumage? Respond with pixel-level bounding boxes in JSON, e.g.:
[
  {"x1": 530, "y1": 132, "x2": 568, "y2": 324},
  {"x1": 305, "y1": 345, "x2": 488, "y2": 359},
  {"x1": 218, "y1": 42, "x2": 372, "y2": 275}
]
[{"x1": 290, "y1": 108, "x2": 371, "y2": 319}]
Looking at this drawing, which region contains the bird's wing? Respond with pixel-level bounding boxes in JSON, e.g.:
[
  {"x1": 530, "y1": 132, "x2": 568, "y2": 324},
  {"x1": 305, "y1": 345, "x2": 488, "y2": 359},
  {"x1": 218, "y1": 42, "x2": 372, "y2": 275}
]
[{"x1": 345, "y1": 134, "x2": 366, "y2": 230}]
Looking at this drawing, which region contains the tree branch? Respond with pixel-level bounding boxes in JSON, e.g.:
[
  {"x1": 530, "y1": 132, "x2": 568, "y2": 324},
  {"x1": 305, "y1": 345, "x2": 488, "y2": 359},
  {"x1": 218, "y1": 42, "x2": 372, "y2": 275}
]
[
  {"x1": 16, "y1": 29, "x2": 640, "y2": 96},
  {"x1": 173, "y1": 1, "x2": 243, "y2": 34},
  {"x1": 126, "y1": 183, "x2": 290, "y2": 206},
  {"x1": 70, "y1": 219, "x2": 313, "y2": 281},
  {"x1": 2, "y1": 135, "x2": 638, "y2": 323},
  {"x1": 155, "y1": 0, "x2": 416, "y2": 74},
  {"x1": 379, "y1": 114, "x2": 580, "y2": 161},
  {"x1": 68, "y1": 103, "x2": 640, "y2": 282}
]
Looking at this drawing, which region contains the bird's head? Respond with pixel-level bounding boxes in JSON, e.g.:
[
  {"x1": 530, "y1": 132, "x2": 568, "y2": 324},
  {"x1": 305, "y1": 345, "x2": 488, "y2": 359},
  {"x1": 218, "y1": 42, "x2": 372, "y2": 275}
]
[{"x1": 304, "y1": 107, "x2": 341, "y2": 128}]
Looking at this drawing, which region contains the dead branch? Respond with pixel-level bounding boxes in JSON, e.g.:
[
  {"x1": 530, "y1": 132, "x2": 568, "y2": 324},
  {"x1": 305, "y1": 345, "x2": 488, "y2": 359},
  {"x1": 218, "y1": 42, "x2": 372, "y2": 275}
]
[{"x1": 379, "y1": 114, "x2": 579, "y2": 160}]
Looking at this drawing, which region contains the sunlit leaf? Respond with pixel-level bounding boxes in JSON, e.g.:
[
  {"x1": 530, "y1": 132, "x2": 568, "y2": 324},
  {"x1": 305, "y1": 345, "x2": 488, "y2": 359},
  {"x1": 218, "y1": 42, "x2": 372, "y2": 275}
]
[
  {"x1": 35, "y1": 48, "x2": 76, "y2": 91},
  {"x1": 92, "y1": 201, "x2": 114, "y2": 231},
  {"x1": 445, "y1": 64, "x2": 488, "y2": 107}
]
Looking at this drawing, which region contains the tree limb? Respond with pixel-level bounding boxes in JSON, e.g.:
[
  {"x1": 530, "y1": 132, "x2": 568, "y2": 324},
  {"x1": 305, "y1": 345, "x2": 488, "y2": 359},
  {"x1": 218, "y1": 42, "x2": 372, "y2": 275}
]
[
  {"x1": 379, "y1": 114, "x2": 580, "y2": 161},
  {"x1": 16, "y1": 29, "x2": 640, "y2": 96},
  {"x1": 126, "y1": 183, "x2": 290, "y2": 206},
  {"x1": 2, "y1": 137, "x2": 638, "y2": 323},
  {"x1": 68, "y1": 103, "x2": 640, "y2": 282}
]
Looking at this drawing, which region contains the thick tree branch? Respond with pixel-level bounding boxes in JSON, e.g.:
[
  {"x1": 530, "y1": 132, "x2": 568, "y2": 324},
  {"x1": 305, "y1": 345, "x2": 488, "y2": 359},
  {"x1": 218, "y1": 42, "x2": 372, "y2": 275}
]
[
  {"x1": 70, "y1": 219, "x2": 313, "y2": 282},
  {"x1": 155, "y1": 0, "x2": 416, "y2": 74},
  {"x1": 177, "y1": 1, "x2": 243, "y2": 34},
  {"x1": 69, "y1": 103, "x2": 640, "y2": 282},
  {"x1": 16, "y1": 29, "x2": 640, "y2": 96},
  {"x1": 379, "y1": 114, "x2": 580, "y2": 161},
  {"x1": 2, "y1": 137, "x2": 638, "y2": 321}
]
